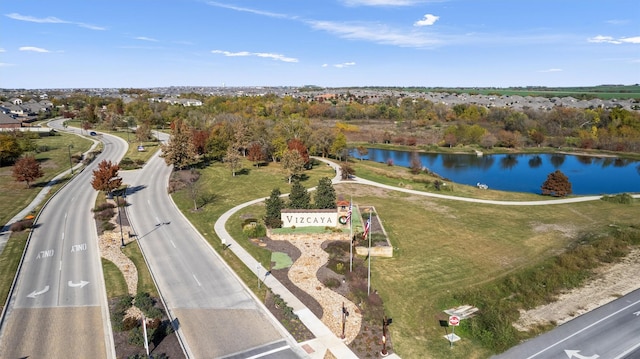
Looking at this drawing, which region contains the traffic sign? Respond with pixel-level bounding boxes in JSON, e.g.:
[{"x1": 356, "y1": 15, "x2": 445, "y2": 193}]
[{"x1": 449, "y1": 315, "x2": 460, "y2": 326}]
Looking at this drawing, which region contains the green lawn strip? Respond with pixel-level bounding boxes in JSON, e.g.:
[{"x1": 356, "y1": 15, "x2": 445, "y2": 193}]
[
  {"x1": 122, "y1": 241, "x2": 158, "y2": 297},
  {"x1": 0, "y1": 232, "x2": 28, "y2": 313},
  {"x1": 0, "y1": 132, "x2": 92, "y2": 226},
  {"x1": 102, "y1": 257, "x2": 129, "y2": 298}
]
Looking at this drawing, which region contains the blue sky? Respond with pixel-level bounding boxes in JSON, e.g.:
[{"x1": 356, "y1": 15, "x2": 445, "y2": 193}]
[{"x1": 1, "y1": 0, "x2": 639, "y2": 89}]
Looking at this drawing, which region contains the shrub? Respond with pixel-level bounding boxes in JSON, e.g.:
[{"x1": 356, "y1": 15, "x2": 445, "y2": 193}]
[
  {"x1": 94, "y1": 208, "x2": 115, "y2": 221},
  {"x1": 10, "y1": 219, "x2": 33, "y2": 232},
  {"x1": 243, "y1": 223, "x2": 266, "y2": 238},
  {"x1": 323, "y1": 277, "x2": 341, "y2": 288},
  {"x1": 122, "y1": 316, "x2": 140, "y2": 331},
  {"x1": 94, "y1": 203, "x2": 116, "y2": 212},
  {"x1": 601, "y1": 193, "x2": 634, "y2": 204}
]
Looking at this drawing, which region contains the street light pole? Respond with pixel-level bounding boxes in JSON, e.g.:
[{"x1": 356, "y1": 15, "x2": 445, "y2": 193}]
[
  {"x1": 116, "y1": 190, "x2": 125, "y2": 248},
  {"x1": 67, "y1": 144, "x2": 74, "y2": 174}
]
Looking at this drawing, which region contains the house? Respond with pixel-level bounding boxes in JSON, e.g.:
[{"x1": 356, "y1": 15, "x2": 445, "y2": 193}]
[{"x1": 0, "y1": 112, "x2": 22, "y2": 129}]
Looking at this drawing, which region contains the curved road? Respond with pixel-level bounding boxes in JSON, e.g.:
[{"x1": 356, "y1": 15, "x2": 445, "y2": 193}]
[{"x1": 0, "y1": 121, "x2": 126, "y2": 358}]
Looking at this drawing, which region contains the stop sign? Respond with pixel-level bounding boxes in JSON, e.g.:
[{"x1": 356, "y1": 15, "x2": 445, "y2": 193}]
[{"x1": 449, "y1": 315, "x2": 460, "y2": 326}]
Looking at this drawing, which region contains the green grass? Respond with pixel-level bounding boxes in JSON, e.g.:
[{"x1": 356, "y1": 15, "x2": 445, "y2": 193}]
[
  {"x1": 102, "y1": 257, "x2": 129, "y2": 298},
  {"x1": 122, "y1": 241, "x2": 158, "y2": 296},
  {"x1": 101, "y1": 129, "x2": 160, "y2": 168},
  {"x1": 0, "y1": 232, "x2": 28, "y2": 313},
  {"x1": 0, "y1": 132, "x2": 93, "y2": 226},
  {"x1": 169, "y1": 154, "x2": 640, "y2": 359},
  {"x1": 271, "y1": 252, "x2": 293, "y2": 270}
]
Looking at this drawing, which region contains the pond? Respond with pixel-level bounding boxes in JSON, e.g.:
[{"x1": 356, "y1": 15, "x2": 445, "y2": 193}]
[{"x1": 352, "y1": 148, "x2": 640, "y2": 195}]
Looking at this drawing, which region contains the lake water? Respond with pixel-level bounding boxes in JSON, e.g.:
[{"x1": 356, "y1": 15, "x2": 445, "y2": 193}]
[{"x1": 353, "y1": 148, "x2": 640, "y2": 195}]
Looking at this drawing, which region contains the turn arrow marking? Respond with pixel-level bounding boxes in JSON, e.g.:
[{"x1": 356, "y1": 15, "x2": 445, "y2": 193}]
[
  {"x1": 27, "y1": 285, "x2": 50, "y2": 298},
  {"x1": 67, "y1": 280, "x2": 89, "y2": 288},
  {"x1": 565, "y1": 350, "x2": 599, "y2": 359},
  {"x1": 633, "y1": 311, "x2": 640, "y2": 316}
]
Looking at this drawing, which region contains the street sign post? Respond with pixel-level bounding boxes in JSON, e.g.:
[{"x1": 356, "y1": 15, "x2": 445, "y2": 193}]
[{"x1": 447, "y1": 315, "x2": 461, "y2": 348}]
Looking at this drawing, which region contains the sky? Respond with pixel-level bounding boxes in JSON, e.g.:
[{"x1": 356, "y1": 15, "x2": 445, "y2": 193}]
[{"x1": 1, "y1": 0, "x2": 639, "y2": 89}]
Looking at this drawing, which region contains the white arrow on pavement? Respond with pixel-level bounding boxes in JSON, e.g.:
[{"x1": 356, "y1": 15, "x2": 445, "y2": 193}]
[
  {"x1": 633, "y1": 311, "x2": 640, "y2": 316},
  {"x1": 27, "y1": 285, "x2": 50, "y2": 299},
  {"x1": 565, "y1": 349, "x2": 599, "y2": 359},
  {"x1": 67, "y1": 280, "x2": 89, "y2": 288}
]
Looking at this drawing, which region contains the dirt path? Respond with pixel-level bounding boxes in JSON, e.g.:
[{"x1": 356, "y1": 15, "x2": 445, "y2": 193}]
[{"x1": 515, "y1": 248, "x2": 640, "y2": 330}]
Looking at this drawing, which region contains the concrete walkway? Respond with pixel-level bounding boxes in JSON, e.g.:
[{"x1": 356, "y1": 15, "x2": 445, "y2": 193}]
[{"x1": 213, "y1": 156, "x2": 639, "y2": 358}]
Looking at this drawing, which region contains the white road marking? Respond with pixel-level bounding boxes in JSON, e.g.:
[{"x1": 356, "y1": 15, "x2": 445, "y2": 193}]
[
  {"x1": 192, "y1": 274, "x2": 201, "y2": 287},
  {"x1": 245, "y1": 345, "x2": 290, "y2": 359},
  {"x1": 526, "y1": 298, "x2": 640, "y2": 358},
  {"x1": 170, "y1": 240, "x2": 176, "y2": 248},
  {"x1": 614, "y1": 341, "x2": 640, "y2": 359}
]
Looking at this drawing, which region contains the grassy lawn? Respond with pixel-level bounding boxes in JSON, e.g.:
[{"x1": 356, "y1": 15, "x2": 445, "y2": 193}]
[
  {"x1": 102, "y1": 258, "x2": 129, "y2": 298},
  {"x1": 0, "y1": 132, "x2": 93, "y2": 226},
  {"x1": 122, "y1": 241, "x2": 158, "y2": 296},
  {"x1": 169, "y1": 155, "x2": 639, "y2": 358},
  {"x1": 0, "y1": 231, "x2": 28, "y2": 313}
]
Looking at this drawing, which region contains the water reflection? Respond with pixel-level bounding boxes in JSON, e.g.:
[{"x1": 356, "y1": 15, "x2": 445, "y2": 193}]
[
  {"x1": 500, "y1": 154, "x2": 518, "y2": 170},
  {"x1": 352, "y1": 148, "x2": 640, "y2": 195},
  {"x1": 529, "y1": 155, "x2": 542, "y2": 168}
]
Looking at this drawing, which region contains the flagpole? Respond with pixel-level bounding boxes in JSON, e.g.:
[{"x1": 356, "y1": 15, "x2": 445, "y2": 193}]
[
  {"x1": 349, "y1": 197, "x2": 353, "y2": 272},
  {"x1": 367, "y1": 217, "x2": 371, "y2": 296}
]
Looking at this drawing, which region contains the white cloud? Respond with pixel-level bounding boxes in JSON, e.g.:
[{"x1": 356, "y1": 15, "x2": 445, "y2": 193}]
[
  {"x1": 212, "y1": 50, "x2": 298, "y2": 63},
  {"x1": 341, "y1": 0, "x2": 432, "y2": 6},
  {"x1": 0, "y1": 62, "x2": 14, "y2": 67},
  {"x1": 606, "y1": 19, "x2": 629, "y2": 25},
  {"x1": 620, "y1": 36, "x2": 640, "y2": 44},
  {"x1": 205, "y1": 1, "x2": 293, "y2": 19},
  {"x1": 414, "y1": 14, "x2": 439, "y2": 27},
  {"x1": 5, "y1": 12, "x2": 105, "y2": 30},
  {"x1": 307, "y1": 20, "x2": 440, "y2": 48},
  {"x1": 135, "y1": 36, "x2": 159, "y2": 42},
  {"x1": 334, "y1": 62, "x2": 356, "y2": 68},
  {"x1": 0, "y1": 48, "x2": 5, "y2": 53},
  {"x1": 19, "y1": 46, "x2": 50, "y2": 53},
  {"x1": 588, "y1": 35, "x2": 640, "y2": 45},
  {"x1": 538, "y1": 68, "x2": 563, "y2": 73}
]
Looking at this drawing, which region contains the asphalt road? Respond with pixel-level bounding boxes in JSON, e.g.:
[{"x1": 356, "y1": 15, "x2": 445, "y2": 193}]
[
  {"x1": 0, "y1": 122, "x2": 126, "y2": 358},
  {"x1": 121, "y1": 140, "x2": 305, "y2": 358},
  {"x1": 492, "y1": 288, "x2": 640, "y2": 359}
]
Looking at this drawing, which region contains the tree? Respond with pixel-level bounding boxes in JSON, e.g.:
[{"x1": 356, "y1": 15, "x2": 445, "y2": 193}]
[
  {"x1": 13, "y1": 156, "x2": 44, "y2": 188},
  {"x1": 409, "y1": 151, "x2": 422, "y2": 174},
  {"x1": 264, "y1": 188, "x2": 284, "y2": 228},
  {"x1": 541, "y1": 170, "x2": 572, "y2": 197},
  {"x1": 287, "y1": 138, "x2": 309, "y2": 165},
  {"x1": 247, "y1": 142, "x2": 266, "y2": 168},
  {"x1": 91, "y1": 160, "x2": 122, "y2": 194},
  {"x1": 356, "y1": 146, "x2": 369, "y2": 160},
  {"x1": 330, "y1": 132, "x2": 348, "y2": 161},
  {"x1": 288, "y1": 180, "x2": 310, "y2": 209},
  {"x1": 0, "y1": 133, "x2": 23, "y2": 166},
  {"x1": 340, "y1": 163, "x2": 355, "y2": 180},
  {"x1": 281, "y1": 149, "x2": 306, "y2": 184},
  {"x1": 161, "y1": 118, "x2": 197, "y2": 169},
  {"x1": 314, "y1": 177, "x2": 336, "y2": 209},
  {"x1": 223, "y1": 146, "x2": 242, "y2": 176}
]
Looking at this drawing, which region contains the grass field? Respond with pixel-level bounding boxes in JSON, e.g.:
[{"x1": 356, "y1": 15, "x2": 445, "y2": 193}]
[
  {"x1": 0, "y1": 132, "x2": 93, "y2": 226},
  {"x1": 172, "y1": 156, "x2": 638, "y2": 358}
]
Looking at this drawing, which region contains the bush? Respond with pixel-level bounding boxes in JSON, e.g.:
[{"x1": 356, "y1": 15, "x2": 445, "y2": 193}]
[
  {"x1": 122, "y1": 316, "x2": 140, "y2": 331},
  {"x1": 601, "y1": 193, "x2": 634, "y2": 204},
  {"x1": 10, "y1": 219, "x2": 33, "y2": 232},
  {"x1": 243, "y1": 223, "x2": 267, "y2": 238},
  {"x1": 94, "y1": 203, "x2": 116, "y2": 212},
  {"x1": 94, "y1": 208, "x2": 115, "y2": 221}
]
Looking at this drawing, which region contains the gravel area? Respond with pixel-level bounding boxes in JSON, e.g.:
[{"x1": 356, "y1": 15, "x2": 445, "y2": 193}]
[{"x1": 269, "y1": 233, "x2": 363, "y2": 343}]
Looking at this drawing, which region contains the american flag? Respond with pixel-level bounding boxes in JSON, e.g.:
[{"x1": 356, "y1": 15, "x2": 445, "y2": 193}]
[
  {"x1": 346, "y1": 201, "x2": 352, "y2": 224},
  {"x1": 363, "y1": 217, "x2": 371, "y2": 238}
]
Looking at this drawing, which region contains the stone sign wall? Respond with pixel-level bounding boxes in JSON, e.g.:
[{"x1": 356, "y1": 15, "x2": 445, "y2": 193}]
[{"x1": 281, "y1": 210, "x2": 338, "y2": 228}]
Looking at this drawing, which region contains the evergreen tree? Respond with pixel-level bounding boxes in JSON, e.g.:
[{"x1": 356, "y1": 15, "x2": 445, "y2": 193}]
[
  {"x1": 314, "y1": 177, "x2": 336, "y2": 209},
  {"x1": 288, "y1": 180, "x2": 310, "y2": 209},
  {"x1": 264, "y1": 188, "x2": 284, "y2": 228},
  {"x1": 541, "y1": 170, "x2": 572, "y2": 197}
]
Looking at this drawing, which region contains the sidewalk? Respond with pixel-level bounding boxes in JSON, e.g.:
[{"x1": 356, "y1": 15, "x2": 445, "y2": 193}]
[{"x1": 213, "y1": 160, "x2": 401, "y2": 359}]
